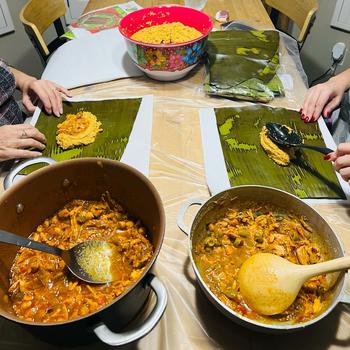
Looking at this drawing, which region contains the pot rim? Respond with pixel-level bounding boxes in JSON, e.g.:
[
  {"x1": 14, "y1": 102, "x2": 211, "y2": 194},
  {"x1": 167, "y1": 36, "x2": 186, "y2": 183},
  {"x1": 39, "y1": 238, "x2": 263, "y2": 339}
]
[
  {"x1": 188, "y1": 185, "x2": 348, "y2": 330},
  {"x1": 0, "y1": 157, "x2": 166, "y2": 326}
]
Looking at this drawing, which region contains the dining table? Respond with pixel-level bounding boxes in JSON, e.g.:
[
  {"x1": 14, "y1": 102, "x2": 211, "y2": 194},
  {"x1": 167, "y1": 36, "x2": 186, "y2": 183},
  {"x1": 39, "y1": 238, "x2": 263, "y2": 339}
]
[{"x1": 1, "y1": 1, "x2": 350, "y2": 349}]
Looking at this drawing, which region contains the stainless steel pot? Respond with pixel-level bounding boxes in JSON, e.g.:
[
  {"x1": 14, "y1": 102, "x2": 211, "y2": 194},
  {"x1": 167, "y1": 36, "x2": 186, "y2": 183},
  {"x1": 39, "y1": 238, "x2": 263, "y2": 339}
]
[
  {"x1": 177, "y1": 185, "x2": 350, "y2": 333},
  {"x1": 0, "y1": 157, "x2": 167, "y2": 346}
]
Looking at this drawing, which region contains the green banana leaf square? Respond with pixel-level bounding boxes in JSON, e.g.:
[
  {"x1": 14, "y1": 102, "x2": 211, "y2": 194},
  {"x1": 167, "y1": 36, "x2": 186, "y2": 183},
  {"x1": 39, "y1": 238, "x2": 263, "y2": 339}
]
[
  {"x1": 215, "y1": 105, "x2": 345, "y2": 199},
  {"x1": 36, "y1": 98, "x2": 141, "y2": 161},
  {"x1": 22, "y1": 98, "x2": 142, "y2": 174}
]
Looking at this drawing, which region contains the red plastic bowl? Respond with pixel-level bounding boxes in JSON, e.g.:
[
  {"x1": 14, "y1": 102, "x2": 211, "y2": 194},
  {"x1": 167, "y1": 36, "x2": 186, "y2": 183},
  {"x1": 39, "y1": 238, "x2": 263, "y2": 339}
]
[
  {"x1": 119, "y1": 5, "x2": 213, "y2": 46},
  {"x1": 119, "y1": 5, "x2": 213, "y2": 81}
]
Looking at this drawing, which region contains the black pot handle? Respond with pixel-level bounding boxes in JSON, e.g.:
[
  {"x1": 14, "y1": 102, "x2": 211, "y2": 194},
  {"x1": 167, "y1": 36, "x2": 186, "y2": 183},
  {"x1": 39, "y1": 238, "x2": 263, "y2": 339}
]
[
  {"x1": 176, "y1": 198, "x2": 205, "y2": 235},
  {"x1": 93, "y1": 274, "x2": 167, "y2": 346},
  {"x1": 3, "y1": 157, "x2": 56, "y2": 190}
]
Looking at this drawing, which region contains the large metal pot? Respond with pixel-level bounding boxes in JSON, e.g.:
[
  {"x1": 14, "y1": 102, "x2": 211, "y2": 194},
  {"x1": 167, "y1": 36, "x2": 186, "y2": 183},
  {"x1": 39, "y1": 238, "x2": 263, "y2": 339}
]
[
  {"x1": 0, "y1": 157, "x2": 167, "y2": 346},
  {"x1": 177, "y1": 185, "x2": 350, "y2": 333}
]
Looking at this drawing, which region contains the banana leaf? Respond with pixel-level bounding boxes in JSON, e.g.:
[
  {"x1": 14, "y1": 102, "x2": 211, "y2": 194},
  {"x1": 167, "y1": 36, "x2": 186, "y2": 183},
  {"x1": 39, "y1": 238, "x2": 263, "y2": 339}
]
[
  {"x1": 205, "y1": 30, "x2": 284, "y2": 102},
  {"x1": 23, "y1": 98, "x2": 141, "y2": 174},
  {"x1": 204, "y1": 74, "x2": 275, "y2": 103},
  {"x1": 214, "y1": 105, "x2": 345, "y2": 199}
]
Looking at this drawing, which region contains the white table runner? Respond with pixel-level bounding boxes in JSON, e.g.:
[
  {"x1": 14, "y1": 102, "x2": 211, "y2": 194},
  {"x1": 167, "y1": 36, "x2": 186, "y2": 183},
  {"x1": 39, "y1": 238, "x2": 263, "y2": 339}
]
[{"x1": 42, "y1": 29, "x2": 143, "y2": 89}]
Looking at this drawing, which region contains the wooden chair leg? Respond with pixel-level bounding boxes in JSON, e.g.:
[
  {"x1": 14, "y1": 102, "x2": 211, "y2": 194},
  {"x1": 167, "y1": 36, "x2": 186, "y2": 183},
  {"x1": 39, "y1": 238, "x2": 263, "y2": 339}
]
[{"x1": 28, "y1": 36, "x2": 47, "y2": 66}]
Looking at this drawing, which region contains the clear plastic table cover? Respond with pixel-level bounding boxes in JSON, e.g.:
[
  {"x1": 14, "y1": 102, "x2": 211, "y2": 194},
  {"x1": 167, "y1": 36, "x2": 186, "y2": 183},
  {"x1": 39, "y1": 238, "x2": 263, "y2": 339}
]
[
  {"x1": 66, "y1": 61, "x2": 350, "y2": 349},
  {"x1": 1, "y1": 43, "x2": 350, "y2": 350}
]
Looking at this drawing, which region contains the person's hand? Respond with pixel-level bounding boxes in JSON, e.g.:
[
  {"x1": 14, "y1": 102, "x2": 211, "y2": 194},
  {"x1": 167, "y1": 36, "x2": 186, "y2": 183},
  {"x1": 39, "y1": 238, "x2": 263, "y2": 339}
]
[
  {"x1": 325, "y1": 143, "x2": 350, "y2": 182},
  {"x1": 0, "y1": 124, "x2": 46, "y2": 161},
  {"x1": 300, "y1": 78, "x2": 346, "y2": 123},
  {"x1": 21, "y1": 78, "x2": 72, "y2": 117}
]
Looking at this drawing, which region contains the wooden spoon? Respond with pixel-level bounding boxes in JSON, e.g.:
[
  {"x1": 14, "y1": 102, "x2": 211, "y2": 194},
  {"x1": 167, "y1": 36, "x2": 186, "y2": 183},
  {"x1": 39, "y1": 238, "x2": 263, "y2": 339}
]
[{"x1": 238, "y1": 253, "x2": 349, "y2": 316}]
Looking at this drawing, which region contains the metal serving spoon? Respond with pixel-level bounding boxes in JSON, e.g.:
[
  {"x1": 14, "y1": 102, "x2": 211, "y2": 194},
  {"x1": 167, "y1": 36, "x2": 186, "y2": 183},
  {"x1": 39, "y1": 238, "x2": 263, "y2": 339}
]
[
  {"x1": 0, "y1": 229, "x2": 114, "y2": 284},
  {"x1": 266, "y1": 122, "x2": 333, "y2": 155},
  {"x1": 238, "y1": 253, "x2": 350, "y2": 316}
]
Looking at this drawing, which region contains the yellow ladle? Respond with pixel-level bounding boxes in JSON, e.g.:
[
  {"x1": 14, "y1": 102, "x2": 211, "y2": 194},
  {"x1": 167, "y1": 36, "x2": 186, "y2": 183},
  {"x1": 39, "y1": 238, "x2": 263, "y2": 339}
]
[{"x1": 238, "y1": 253, "x2": 349, "y2": 316}]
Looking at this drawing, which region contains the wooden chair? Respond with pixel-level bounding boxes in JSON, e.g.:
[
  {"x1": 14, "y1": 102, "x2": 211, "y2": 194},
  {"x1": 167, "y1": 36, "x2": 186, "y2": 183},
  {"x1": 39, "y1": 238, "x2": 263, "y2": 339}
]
[
  {"x1": 20, "y1": 0, "x2": 67, "y2": 65},
  {"x1": 264, "y1": 0, "x2": 319, "y2": 47}
]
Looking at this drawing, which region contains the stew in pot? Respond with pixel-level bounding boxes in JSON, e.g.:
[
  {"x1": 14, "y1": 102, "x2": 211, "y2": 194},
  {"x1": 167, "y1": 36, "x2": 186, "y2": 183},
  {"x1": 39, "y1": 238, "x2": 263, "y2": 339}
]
[
  {"x1": 6, "y1": 193, "x2": 153, "y2": 323},
  {"x1": 193, "y1": 203, "x2": 334, "y2": 324}
]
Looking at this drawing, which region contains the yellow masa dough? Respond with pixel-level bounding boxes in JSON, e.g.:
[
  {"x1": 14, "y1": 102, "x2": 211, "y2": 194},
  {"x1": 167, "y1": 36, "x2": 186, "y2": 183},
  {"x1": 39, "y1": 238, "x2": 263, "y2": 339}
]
[
  {"x1": 131, "y1": 22, "x2": 202, "y2": 44},
  {"x1": 56, "y1": 111, "x2": 103, "y2": 150},
  {"x1": 260, "y1": 126, "x2": 290, "y2": 166}
]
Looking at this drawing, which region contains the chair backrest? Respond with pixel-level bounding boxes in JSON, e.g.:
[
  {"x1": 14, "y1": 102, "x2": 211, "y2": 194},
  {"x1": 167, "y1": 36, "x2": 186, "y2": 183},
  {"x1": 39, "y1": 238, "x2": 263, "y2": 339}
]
[
  {"x1": 19, "y1": 0, "x2": 66, "y2": 64},
  {"x1": 265, "y1": 0, "x2": 318, "y2": 45}
]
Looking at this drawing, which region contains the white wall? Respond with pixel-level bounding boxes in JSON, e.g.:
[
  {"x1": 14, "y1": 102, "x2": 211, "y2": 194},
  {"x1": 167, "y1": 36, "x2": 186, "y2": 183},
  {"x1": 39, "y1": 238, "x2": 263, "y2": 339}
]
[{"x1": 300, "y1": 0, "x2": 350, "y2": 84}]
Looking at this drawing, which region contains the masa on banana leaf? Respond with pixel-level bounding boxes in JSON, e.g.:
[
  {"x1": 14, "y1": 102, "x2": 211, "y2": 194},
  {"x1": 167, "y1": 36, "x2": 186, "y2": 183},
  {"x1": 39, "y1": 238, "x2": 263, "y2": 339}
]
[
  {"x1": 214, "y1": 105, "x2": 345, "y2": 199},
  {"x1": 21, "y1": 98, "x2": 141, "y2": 174},
  {"x1": 204, "y1": 30, "x2": 284, "y2": 102}
]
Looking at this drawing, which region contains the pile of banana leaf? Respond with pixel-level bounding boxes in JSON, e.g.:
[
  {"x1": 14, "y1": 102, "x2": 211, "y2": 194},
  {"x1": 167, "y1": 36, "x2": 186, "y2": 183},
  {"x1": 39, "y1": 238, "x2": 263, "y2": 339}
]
[{"x1": 204, "y1": 30, "x2": 284, "y2": 103}]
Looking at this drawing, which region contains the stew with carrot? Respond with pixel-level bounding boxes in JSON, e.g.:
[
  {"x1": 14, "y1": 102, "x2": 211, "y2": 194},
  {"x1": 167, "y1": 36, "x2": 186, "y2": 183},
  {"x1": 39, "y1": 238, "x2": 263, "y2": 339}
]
[
  {"x1": 193, "y1": 203, "x2": 334, "y2": 324},
  {"x1": 6, "y1": 194, "x2": 153, "y2": 323}
]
